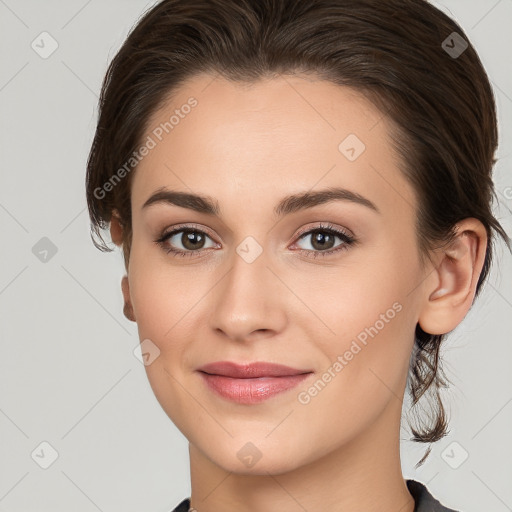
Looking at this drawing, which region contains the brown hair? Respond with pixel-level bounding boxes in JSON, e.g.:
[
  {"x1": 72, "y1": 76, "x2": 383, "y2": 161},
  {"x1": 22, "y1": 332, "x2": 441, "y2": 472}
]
[{"x1": 85, "y1": 0, "x2": 511, "y2": 465}]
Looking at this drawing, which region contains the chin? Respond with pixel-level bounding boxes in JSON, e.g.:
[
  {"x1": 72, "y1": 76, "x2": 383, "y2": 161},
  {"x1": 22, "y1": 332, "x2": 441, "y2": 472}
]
[{"x1": 195, "y1": 435, "x2": 312, "y2": 476}]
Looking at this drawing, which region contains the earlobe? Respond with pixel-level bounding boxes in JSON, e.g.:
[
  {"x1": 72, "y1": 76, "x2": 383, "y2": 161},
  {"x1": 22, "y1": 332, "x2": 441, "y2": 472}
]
[
  {"x1": 418, "y1": 219, "x2": 487, "y2": 335},
  {"x1": 121, "y1": 275, "x2": 136, "y2": 322}
]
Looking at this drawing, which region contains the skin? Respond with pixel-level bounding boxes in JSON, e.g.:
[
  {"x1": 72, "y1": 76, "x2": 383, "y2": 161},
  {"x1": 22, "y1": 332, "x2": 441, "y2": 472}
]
[{"x1": 110, "y1": 73, "x2": 487, "y2": 512}]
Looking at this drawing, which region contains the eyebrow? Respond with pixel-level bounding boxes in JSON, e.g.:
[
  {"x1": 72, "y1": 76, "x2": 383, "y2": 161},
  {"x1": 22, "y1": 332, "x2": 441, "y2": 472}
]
[{"x1": 142, "y1": 186, "x2": 380, "y2": 217}]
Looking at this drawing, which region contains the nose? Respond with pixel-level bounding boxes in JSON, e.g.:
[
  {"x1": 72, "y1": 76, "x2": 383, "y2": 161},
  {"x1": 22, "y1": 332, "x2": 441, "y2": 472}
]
[{"x1": 207, "y1": 243, "x2": 288, "y2": 343}]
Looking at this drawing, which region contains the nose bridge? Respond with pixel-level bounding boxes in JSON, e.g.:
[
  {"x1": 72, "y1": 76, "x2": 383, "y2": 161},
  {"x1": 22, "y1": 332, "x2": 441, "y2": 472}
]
[{"x1": 208, "y1": 235, "x2": 287, "y2": 340}]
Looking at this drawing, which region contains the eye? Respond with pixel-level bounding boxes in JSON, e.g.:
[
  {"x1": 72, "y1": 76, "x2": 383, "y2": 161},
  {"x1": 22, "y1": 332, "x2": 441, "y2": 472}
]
[
  {"x1": 155, "y1": 222, "x2": 357, "y2": 259},
  {"x1": 155, "y1": 223, "x2": 218, "y2": 258},
  {"x1": 291, "y1": 222, "x2": 356, "y2": 258}
]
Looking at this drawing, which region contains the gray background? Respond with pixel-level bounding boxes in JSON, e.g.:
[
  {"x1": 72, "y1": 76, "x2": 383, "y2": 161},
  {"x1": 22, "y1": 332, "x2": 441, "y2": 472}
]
[{"x1": 0, "y1": 0, "x2": 511, "y2": 511}]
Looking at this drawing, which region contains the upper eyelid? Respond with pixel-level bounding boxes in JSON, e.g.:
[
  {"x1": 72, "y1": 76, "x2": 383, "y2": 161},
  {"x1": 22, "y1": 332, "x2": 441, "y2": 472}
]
[
  {"x1": 162, "y1": 222, "x2": 216, "y2": 239},
  {"x1": 294, "y1": 223, "x2": 353, "y2": 239},
  {"x1": 160, "y1": 222, "x2": 353, "y2": 245}
]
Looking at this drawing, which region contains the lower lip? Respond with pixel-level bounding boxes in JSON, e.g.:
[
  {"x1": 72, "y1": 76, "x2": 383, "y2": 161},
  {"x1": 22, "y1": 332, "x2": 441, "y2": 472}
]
[{"x1": 198, "y1": 372, "x2": 312, "y2": 404}]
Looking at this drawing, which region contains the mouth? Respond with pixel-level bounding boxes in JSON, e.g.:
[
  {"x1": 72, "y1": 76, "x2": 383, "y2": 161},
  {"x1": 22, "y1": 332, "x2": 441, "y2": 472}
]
[
  {"x1": 196, "y1": 361, "x2": 314, "y2": 404},
  {"x1": 197, "y1": 361, "x2": 312, "y2": 378}
]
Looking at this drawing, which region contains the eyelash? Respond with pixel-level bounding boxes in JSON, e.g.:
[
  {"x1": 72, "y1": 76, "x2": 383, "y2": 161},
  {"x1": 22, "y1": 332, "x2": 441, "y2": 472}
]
[{"x1": 154, "y1": 222, "x2": 357, "y2": 259}]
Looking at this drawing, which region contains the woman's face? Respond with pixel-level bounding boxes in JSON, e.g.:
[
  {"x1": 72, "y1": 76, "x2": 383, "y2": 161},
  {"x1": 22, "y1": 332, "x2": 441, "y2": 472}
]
[{"x1": 124, "y1": 73, "x2": 428, "y2": 474}]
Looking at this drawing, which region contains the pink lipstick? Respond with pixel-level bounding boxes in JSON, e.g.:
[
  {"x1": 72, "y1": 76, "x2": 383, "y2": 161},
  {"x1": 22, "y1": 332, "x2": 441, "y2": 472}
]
[{"x1": 197, "y1": 361, "x2": 313, "y2": 404}]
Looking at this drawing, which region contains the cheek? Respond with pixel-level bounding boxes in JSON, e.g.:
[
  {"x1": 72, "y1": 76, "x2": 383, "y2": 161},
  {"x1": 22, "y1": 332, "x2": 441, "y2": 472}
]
[
  {"x1": 304, "y1": 244, "x2": 419, "y2": 390},
  {"x1": 127, "y1": 250, "x2": 200, "y2": 427},
  {"x1": 296, "y1": 282, "x2": 416, "y2": 446},
  {"x1": 128, "y1": 244, "x2": 195, "y2": 345},
  {"x1": 299, "y1": 248, "x2": 411, "y2": 336}
]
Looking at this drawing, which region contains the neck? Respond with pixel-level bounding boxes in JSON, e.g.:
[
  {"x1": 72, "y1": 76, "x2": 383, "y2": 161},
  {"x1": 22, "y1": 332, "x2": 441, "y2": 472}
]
[{"x1": 187, "y1": 398, "x2": 415, "y2": 512}]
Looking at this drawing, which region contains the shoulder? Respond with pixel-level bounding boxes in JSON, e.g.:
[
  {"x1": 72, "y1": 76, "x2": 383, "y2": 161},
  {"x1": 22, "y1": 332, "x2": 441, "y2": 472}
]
[
  {"x1": 407, "y1": 479, "x2": 460, "y2": 512},
  {"x1": 169, "y1": 497, "x2": 191, "y2": 512}
]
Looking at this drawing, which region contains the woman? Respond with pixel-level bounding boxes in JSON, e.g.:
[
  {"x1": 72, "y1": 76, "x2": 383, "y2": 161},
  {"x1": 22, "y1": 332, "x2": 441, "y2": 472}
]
[{"x1": 86, "y1": 0, "x2": 511, "y2": 510}]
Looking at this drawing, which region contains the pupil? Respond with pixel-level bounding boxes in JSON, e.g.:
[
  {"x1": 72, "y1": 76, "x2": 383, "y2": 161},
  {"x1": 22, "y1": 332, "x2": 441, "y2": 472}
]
[
  {"x1": 183, "y1": 231, "x2": 204, "y2": 249},
  {"x1": 313, "y1": 231, "x2": 334, "y2": 250}
]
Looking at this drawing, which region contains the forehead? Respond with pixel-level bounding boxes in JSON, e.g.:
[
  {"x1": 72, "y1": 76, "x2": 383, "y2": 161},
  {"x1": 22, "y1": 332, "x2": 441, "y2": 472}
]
[{"x1": 131, "y1": 73, "x2": 415, "y2": 221}]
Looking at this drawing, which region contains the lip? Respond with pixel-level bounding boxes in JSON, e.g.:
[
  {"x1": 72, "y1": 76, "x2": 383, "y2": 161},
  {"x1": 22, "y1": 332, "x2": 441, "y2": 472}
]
[
  {"x1": 197, "y1": 361, "x2": 314, "y2": 404},
  {"x1": 197, "y1": 361, "x2": 312, "y2": 378}
]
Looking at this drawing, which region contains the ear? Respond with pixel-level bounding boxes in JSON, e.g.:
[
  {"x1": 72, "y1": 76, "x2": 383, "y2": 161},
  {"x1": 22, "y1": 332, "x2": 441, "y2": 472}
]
[
  {"x1": 110, "y1": 211, "x2": 136, "y2": 322},
  {"x1": 110, "y1": 210, "x2": 123, "y2": 246},
  {"x1": 418, "y1": 218, "x2": 488, "y2": 335},
  {"x1": 121, "y1": 275, "x2": 136, "y2": 322}
]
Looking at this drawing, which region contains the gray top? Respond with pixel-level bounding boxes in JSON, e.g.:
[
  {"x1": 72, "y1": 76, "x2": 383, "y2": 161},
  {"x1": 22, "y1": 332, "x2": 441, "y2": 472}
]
[{"x1": 170, "y1": 479, "x2": 460, "y2": 511}]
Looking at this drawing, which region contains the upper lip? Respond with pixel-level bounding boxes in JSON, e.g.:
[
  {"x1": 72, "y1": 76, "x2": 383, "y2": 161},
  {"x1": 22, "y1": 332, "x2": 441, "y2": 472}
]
[{"x1": 197, "y1": 361, "x2": 313, "y2": 378}]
